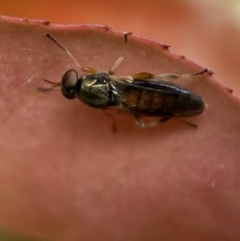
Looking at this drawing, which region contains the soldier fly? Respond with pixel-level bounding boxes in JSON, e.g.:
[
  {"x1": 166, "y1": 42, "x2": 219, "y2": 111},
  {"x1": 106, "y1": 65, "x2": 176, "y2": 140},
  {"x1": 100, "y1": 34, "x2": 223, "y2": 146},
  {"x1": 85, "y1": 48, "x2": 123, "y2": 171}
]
[{"x1": 38, "y1": 32, "x2": 212, "y2": 128}]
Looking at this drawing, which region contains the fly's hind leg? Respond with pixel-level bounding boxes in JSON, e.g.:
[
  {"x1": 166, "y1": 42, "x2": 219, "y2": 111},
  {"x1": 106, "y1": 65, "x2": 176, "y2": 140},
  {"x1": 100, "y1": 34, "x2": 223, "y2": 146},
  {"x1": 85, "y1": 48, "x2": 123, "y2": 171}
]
[
  {"x1": 153, "y1": 68, "x2": 213, "y2": 82},
  {"x1": 102, "y1": 109, "x2": 117, "y2": 132},
  {"x1": 135, "y1": 115, "x2": 172, "y2": 128},
  {"x1": 130, "y1": 68, "x2": 213, "y2": 82},
  {"x1": 135, "y1": 115, "x2": 198, "y2": 128},
  {"x1": 176, "y1": 119, "x2": 198, "y2": 128}
]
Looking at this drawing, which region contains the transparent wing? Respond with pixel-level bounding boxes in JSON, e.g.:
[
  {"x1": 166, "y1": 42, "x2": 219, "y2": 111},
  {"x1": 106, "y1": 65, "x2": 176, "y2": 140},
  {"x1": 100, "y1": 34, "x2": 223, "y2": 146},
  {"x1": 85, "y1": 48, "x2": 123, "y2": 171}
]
[{"x1": 107, "y1": 75, "x2": 183, "y2": 116}]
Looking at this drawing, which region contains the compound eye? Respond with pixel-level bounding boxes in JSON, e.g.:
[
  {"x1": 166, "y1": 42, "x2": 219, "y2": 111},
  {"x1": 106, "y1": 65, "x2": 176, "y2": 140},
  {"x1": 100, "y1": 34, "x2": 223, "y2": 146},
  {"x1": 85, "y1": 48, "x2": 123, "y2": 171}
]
[{"x1": 61, "y1": 69, "x2": 78, "y2": 99}]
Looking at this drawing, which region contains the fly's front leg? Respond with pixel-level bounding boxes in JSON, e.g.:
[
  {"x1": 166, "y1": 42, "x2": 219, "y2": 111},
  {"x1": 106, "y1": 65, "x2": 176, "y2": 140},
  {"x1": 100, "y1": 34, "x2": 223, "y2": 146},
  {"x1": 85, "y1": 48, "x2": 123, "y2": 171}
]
[{"x1": 135, "y1": 115, "x2": 172, "y2": 128}]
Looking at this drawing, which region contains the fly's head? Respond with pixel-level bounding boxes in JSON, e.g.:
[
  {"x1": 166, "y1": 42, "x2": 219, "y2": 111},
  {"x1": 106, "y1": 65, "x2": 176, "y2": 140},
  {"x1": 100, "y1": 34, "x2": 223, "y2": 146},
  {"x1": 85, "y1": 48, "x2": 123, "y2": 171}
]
[
  {"x1": 61, "y1": 69, "x2": 79, "y2": 99},
  {"x1": 38, "y1": 69, "x2": 80, "y2": 100}
]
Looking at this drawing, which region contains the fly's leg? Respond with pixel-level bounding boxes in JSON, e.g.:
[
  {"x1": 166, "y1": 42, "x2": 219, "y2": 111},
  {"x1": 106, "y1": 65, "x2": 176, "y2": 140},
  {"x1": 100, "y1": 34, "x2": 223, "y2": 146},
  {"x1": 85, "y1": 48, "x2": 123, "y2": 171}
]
[
  {"x1": 130, "y1": 68, "x2": 212, "y2": 82},
  {"x1": 109, "y1": 32, "x2": 132, "y2": 75},
  {"x1": 177, "y1": 68, "x2": 213, "y2": 80},
  {"x1": 135, "y1": 116, "x2": 198, "y2": 128},
  {"x1": 135, "y1": 116, "x2": 172, "y2": 128},
  {"x1": 154, "y1": 68, "x2": 213, "y2": 81},
  {"x1": 176, "y1": 119, "x2": 198, "y2": 128},
  {"x1": 102, "y1": 109, "x2": 117, "y2": 132}
]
